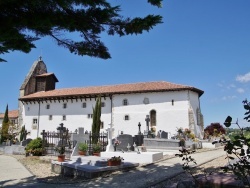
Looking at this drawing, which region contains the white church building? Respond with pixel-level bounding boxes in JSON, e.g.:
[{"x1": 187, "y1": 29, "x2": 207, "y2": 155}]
[{"x1": 18, "y1": 58, "x2": 204, "y2": 139}]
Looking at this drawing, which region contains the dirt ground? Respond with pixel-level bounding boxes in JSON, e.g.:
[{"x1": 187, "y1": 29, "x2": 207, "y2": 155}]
[{"x1": 8, "y1": 152, "x2": 229, "y2": 186}]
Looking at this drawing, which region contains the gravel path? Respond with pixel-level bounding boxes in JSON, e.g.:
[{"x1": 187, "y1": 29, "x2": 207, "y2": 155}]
[
  {"x1": 7, "y1": 148, "x2": 229, "y2": 187},
  {"x1": 152, "y1": 154, "x2": 229, "y2": 187}
]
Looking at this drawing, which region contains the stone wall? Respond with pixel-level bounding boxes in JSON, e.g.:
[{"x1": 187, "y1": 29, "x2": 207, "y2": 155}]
[{"x1": 1, "y1": 145, "x2": 25, "y2": 155}]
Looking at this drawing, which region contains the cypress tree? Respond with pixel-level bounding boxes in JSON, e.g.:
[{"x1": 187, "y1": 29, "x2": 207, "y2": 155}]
[
  {"x1": 20, "y1": 125, "x2": 26, "y2": 141},
  {"x1": 92, "y1": 96, "x2": 102, "y2": 144},
  {"x1": 1, "y1": 105, "x2": 10, "y2": 143}
]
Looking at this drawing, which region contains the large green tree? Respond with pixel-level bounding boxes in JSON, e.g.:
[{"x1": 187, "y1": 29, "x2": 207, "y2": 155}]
[
  {"x1": 1, "y1": 105, "x2": 10, "y2": 143},
  {"x1": 0, "y1": 0, "x2": 163, "y2": 62}
]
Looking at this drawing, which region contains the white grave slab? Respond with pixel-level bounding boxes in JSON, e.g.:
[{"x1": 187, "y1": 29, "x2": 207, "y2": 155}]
[
  {"x1": 202, "y1": 142, "x2": 221, "y2": 148},
  {"x1": 100, "y1": 151, "x2": 163, "y2": 164}
]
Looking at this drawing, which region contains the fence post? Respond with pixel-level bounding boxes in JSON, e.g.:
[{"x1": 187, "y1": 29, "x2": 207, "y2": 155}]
[
  {"x1": 89, "y1": 131, "x2": 92, "y2": 155},
  {"x1": 39, "y1": 125, "x2": 74, "y2": 157},
  {"x1": 41, "y1": 130, "x2": 45, "y2": 155},
  {"x1": 101, "y1": 132, "x2": 104, "y2": 151}
]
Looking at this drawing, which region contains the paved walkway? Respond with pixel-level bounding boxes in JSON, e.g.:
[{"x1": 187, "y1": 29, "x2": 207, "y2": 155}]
[
  {"x1": 0, "y1": 148, "x2": 225, "y2": 188},
  {"x1": 0, "y1": 155, "x2": 36, "y2": 187}
]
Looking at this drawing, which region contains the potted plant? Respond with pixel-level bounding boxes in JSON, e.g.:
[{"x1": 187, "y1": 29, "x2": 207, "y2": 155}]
[
  {"x1": 93, "y1": 143, "x2": 101, "y2": 156},
  {"x1": 107, "y1": 156, "x2": 124, "y2": 166},
  {"x1": 55, "y1": 146, "x2": 65, "y2": 162},
  {"x1": 78, "y1": 142, "x2": 88, "y2": 155}
]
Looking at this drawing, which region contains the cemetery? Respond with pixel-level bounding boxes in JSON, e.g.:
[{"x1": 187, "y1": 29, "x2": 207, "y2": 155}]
[{"x1": 0, "y1": 120, "x2": 212, "y2": 179}]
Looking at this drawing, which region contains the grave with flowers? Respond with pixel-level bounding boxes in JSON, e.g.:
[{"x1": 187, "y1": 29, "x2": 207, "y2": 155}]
[{"x1": 99, "y1": 125, "x2": 163, "y2": 164}]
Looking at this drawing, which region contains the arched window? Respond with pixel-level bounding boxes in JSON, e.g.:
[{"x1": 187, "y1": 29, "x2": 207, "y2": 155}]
[
  {"x1": 150, "y1": 110, "x2": 156, "y2": 127},
  {"x1": 123, "y1": 99, "x2": 128, "y2": 106}
]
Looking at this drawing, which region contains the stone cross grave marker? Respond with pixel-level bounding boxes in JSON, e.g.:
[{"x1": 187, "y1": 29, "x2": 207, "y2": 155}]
[
  {"x1": 71, "y1": 127, "x2": 89, "y2": 145},
  {"x1": 105, "y1": 126, "x2": 115, "y2": 152}
]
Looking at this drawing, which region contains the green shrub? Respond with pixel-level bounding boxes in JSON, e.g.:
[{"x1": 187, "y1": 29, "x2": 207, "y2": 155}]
[
  {"x1": 93, "y1": 143, "x2": 101, "y2": 152},
  {"x1": 25, "y1": 137, "x2": 43, "y2": 156},
  {"x1": 78, "y1": 142, "x2": 88, "y2": 151}
]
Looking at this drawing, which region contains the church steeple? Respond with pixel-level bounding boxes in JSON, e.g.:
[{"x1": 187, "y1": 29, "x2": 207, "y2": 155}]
[
  {"x1": 18, "y1": 58, "x2": 58, "y2": 128},
  {"x1": 20, "y1": 57, "x2": 47, "y2": 95}
]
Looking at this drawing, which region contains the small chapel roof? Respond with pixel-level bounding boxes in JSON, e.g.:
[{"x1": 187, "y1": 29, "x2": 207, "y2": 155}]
[
  {"x1": 19, "y1": 81, "x2": 204, "y2": 102},
  {"x1": 36, "y1": 73, "x2": 59, "y2": 82}
]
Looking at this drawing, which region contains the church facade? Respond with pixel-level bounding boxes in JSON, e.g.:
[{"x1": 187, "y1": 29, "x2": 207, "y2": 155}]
[{"x1": 18, "y1": 58, "x2": 204, "y2": 139}]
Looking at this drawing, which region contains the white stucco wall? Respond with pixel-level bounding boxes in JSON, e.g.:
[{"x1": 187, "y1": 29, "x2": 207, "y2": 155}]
[
  {"x1": 22, "y1": 97, "x2": 111, "y2": 138},
  {"x1": 21, "y1": 90, "x2": 202, "y2": 139},
  {"x1": 112, "y1": 91, "x2": 190, "y2": 137}
]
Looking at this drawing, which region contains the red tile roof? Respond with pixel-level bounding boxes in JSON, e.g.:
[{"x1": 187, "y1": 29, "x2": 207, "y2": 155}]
[
  {"x1": 0, "y1": 110, "x2": 18, "y2": 119},
  {"x1": 19, "y1": 81, "x2": 204, "y2": 101}
]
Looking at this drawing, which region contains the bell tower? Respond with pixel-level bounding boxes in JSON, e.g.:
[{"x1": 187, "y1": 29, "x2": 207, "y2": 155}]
[{"x1": 18, "y1": 57, "x2": 58, "y2": 127}]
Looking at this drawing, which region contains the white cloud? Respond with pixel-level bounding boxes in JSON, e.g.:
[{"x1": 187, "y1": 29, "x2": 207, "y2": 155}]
[
  {"x1": 227, "y1": 84, "x2": 236, "y2": 89},
  {"x1": 217, "y1": 82, "x2": 236, "y2": 90},
  {"x1": 222, "y1": 96, "x2": 237, "y2": 100},
  {"x1": 237, "y1": 88, "x2": 245, "y2": 93},
  {"x1": 236, "y1": 72, "x2": 250, "y2": 83}
]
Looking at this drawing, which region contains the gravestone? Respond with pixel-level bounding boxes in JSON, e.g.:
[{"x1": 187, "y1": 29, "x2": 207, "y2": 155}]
[
  {"x1": 78, "y1": 127, "x2": 84, "y2": 135},
  {"x1": 196, "y1": 141, "x2": 202, "y2": 149},
  {"x1": 185, "y1": 140, "x2": 193, "y2": 148},
  {"x1": 71, "y1": 127, "x2": 89, "y2": 145},
  {"x1": 134, "y1": 135, "x2": 144, "y2": 146},
  {"x1": 116, "y1": 134, "x2": 134, "y2": 151},
  {"x1": 21, "y1": 138, "x2": 32, "y2": 146},
  {"x1": 157, "y1": 130, "x2": 168, "y2": 139}
]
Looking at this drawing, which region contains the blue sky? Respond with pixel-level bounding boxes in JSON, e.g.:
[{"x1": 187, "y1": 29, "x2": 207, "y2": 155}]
[{"x1": 1, "y1": 0, "x2": 250, "y2": 128}]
